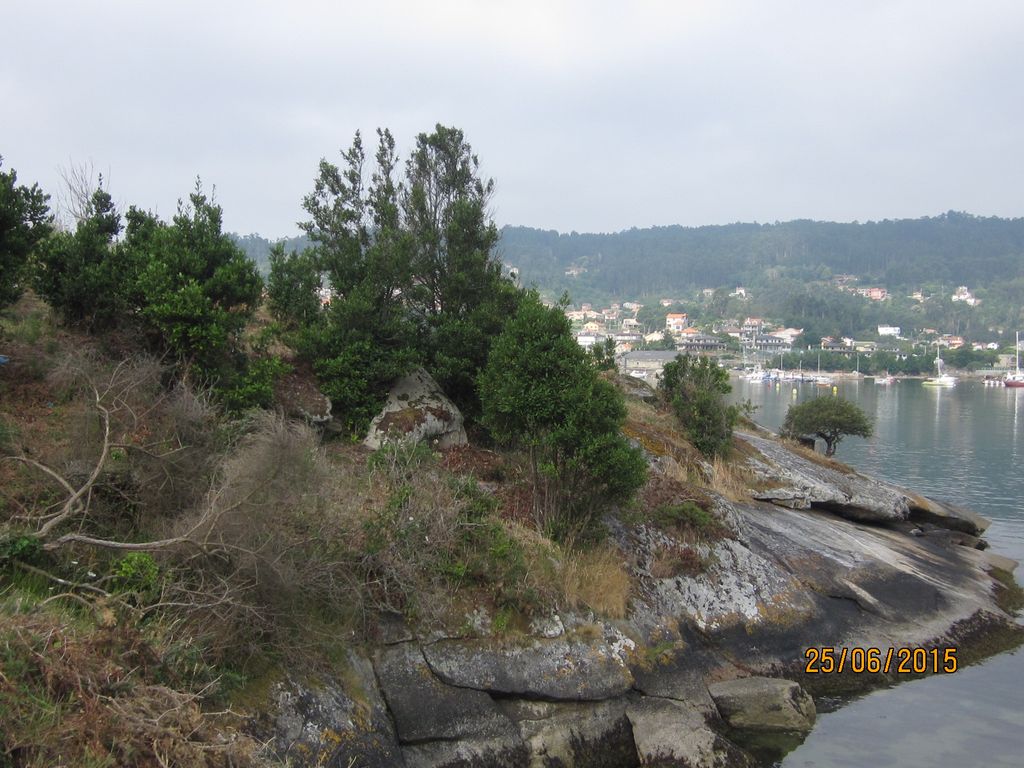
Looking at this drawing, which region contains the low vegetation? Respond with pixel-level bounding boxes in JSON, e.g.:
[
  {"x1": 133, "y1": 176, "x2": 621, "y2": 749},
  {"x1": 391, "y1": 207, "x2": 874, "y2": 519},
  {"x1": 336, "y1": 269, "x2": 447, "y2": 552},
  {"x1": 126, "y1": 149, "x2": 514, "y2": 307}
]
[{"x1": 0, "y1": 131, "x2": 774, "y2": 766}]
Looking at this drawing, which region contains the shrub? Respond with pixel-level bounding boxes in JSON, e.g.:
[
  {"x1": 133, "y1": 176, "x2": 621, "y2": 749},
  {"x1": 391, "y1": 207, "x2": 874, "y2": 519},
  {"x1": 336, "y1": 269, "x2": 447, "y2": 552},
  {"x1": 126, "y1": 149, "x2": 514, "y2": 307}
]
[
  {"x1": 478, "y1": 293, "x2": 647, "y2": 542},
  {"x1": 659, "y1": 354, "x2": 744, "y2": 458}
]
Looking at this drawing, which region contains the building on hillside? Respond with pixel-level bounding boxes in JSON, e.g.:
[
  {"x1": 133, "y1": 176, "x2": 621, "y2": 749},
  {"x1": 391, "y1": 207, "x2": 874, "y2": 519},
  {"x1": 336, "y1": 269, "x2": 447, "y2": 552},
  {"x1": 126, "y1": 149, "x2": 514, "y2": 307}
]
[
  {"x1": 565, "y1": 266, "x2": 587, "y2": 277},
  {"x1": 751, "y1": 335, "x2": 791, "y2": 353},
  {"x1": 938, "y1": 334, "x2": 965, "y2": 349},
  {"x1": 644, "y1": 330, "x2": 665, "y2": 343},
  {"x1": 730, "y1": 287, "x2": 748, "y2": 298},
  {"x1": 855, "y1": 287, "x2": 888, "y2": 301},
  {"x1": 575, "y1": 333, "x2": 605, "y2": 349},
  {"x1": 821, "y1": 337, "x2": 850, "y2": 352},
  {"x1": 951, "y1": 286, "x2": 980, "y2": 306},
  {"x1": 741, "y1": 317, "x2": 764, "y2": 336},
  {"x1": 678, "y1": 333, "x2": 726, "y2": 353},
  {"x1": 771, "y1": 327, "x2": 804, "y2": 345},
  {"x1": 878, "y1": 325, "x2": 901, "y2": 337},
  {"x1": 582, "y1": 321, "x2": 603, "y2": 334},
  {"x1": 621, "y1": 317, "x2": 643, "y2": 331},
  {"x1": 665, "y1": 313, "x2": 689, "y2": 334}
]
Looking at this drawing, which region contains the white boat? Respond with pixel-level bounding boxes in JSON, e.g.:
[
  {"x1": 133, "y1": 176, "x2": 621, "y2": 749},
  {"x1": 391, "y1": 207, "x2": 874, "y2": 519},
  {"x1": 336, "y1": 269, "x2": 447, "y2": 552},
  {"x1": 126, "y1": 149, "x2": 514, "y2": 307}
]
[
  {"x1": 1005, "y1": 332, "x2": 1024, "y2": 388},
  {"x1": 923, "y1": 348, "x2": 957, "y2": 388},
  {"x1": 743, "y1": 365, "x2": 768, "y2": 382},
  {"x1": 875, "y1": 373, "x2": 896, "y2": 385}
]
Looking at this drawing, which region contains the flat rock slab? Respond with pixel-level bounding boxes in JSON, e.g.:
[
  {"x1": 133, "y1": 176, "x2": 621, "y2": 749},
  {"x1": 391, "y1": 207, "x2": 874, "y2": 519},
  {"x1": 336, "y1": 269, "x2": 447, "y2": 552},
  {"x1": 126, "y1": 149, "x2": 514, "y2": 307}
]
[
  {"x1": 626, "y1": 697, "x2": 752, "y2": 768},
  {"x1": 260, "y1": 654, "x2": 404, "y2": 768},
  {"x1": 402, "y1": 736, "x2": 529, "y2": 768},
  {"x1": 374, "y1": 643, "x2": 516, "y2": 744},
  {"x1": 740, "y1": 432, "x2": 910, "y2": 523},
  {"x1": 708, "y1": 677, "x2": 816, "y2": 733},
  {"x1": 499, "y1": 699, "x2": 638, "y2": 768},
  {"x1": 422, "y1": 636, "x2": 634, "y2": 701},
  {"x1": 904, "y1": 491, "x2": 990, "y2": 535}
]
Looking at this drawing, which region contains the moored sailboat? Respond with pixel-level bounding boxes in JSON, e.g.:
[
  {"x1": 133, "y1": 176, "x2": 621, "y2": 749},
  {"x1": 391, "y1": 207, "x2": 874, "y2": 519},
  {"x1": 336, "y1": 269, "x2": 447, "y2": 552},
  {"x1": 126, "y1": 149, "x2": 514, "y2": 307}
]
[
  {"x1": 923, "y1": 346, "x2": 957, "y2": 388},
  {"x1": 1005, "y1": 332, "x2": 1024, "y2": 388}
]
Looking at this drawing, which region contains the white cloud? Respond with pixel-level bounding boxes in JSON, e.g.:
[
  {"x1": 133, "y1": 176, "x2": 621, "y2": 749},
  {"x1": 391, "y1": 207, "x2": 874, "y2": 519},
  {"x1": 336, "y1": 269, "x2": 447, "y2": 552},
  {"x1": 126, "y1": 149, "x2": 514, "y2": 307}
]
[{"x1": 2, "y1": 0, "x2": 1023, "y2": 235}]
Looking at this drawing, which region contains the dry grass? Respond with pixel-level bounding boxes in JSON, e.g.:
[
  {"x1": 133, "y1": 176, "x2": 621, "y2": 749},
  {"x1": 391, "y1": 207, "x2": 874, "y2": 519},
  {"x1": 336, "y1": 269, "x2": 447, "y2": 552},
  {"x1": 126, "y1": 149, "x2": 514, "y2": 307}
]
[
  {"x1": 649, "y1": 543, "x2": 708, "y2": 579},
  {"x1": 781, "y1": 438, "x2": 857, "y2": 475},
  {"x1": 562, "y1": 545, "x2": 632, "y2": 619},
  {"x1": 0, "y1": 610, "x2": 269, "y2": 768},
  {"x1": 708, "y1": 455, "x2": 754, "y2": 502}
]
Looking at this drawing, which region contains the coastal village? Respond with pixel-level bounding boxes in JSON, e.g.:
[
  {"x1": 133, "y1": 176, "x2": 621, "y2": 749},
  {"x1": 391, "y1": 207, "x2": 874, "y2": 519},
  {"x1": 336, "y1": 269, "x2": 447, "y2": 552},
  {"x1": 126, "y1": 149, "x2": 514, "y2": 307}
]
[{"x1": 557, "y1": 283, "x2": 1019, "y2": 382}]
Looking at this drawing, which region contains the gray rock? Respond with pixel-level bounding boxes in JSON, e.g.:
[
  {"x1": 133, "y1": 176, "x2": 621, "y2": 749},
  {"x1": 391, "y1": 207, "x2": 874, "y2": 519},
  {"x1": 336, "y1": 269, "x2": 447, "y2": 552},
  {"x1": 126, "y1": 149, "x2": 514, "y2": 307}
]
[
  {"x1": 740, "y1": 432, "x2": 911, "y2": 523},
  {"x1": 259, "y1": 653, "x2": 404, "y2": 768},
  {"x1": 708, "y1": 677, "x2": 816, "y2": 732},
  {"x1": 626, "y1": 697, "x2": 752, "y2": 767},
  {"x1": 365, "y1": 368, "x2": 467, "y2": 450},
  {"x1": 374, "y1": 643, "x2": 517, "y2": 743},
  {"x1": 499, "y1": 699, "x2": 638, "y2": 768},
  {"x1": 421, "y1": 635, "x2": 635, "y2": 701},
  {"x1": 904, "y1": 492, "x2": 990, "y2": 535},
  {"x1": 402, "y1": 736, "x2": 529, "y2": 768}
]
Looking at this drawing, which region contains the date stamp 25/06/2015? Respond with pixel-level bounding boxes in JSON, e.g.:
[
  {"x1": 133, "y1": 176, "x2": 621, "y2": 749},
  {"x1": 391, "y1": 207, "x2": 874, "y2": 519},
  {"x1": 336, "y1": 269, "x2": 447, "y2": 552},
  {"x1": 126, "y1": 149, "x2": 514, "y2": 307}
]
[{"x1": 803, "y1": 646, "x2": 958, "y2": 675}]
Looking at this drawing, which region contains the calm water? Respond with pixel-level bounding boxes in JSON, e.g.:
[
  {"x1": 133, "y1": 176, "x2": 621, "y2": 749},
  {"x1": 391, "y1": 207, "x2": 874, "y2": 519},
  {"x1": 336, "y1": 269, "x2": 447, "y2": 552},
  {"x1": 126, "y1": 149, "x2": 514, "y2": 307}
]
[{"x1": 729, "y1": 378, "x2": 1024, "y2": 767}]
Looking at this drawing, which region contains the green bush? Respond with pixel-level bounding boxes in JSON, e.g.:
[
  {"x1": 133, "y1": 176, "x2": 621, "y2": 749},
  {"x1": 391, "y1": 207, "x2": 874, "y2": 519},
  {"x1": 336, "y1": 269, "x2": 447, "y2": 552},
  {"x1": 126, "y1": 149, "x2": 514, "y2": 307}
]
[
  {"x1": 112, "y1": 552, "x2": 161, "y2": 600},
  {"x1": 660, "y1": 354, "x2": 743, "y2": 458},
  {"x1": 479, "y1": 293, "x2": 647, "y2": 542}
]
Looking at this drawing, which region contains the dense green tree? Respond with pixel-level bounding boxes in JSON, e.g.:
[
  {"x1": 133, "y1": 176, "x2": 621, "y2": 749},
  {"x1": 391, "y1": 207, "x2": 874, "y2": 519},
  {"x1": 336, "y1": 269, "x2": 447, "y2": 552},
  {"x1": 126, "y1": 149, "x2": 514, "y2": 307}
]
[
  {"x1": 590, "y1": 337, "x2": 618, "y2": 370},
  {"x1": 404, "y1": 125, "x2": 519, "y2": 417},
  {"x1": 0, "y1": 157, "x2": 52, "y2": 309},
  {"x1": 478, "y1": 294, "x2": 646, "y2": 541},
  {"x1": 298, "y1": 129, "x2": 420, "y2": 432},
  {"x1": 660, "y1": 354, "x2": 743, "y2": 458},
  {"x1": 290, "y1": 125, "x2": 518, "y2": 431},
  {"x1": 781, "y1": 396, "x2": 873, "y2": 457},
  {"x1": 267, "y1": 243, "x2": 321, "y2": 329},
  {"x1": 127, "y1": 184, "x2": 263, "y2": 374},
  {"x1": 34, "y1": 184, "x2": 133, "y2": 329}
]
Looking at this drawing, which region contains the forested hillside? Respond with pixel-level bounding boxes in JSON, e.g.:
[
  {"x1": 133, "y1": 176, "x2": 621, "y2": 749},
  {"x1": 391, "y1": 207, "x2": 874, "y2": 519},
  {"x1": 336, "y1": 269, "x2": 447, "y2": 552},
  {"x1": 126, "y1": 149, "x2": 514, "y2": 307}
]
[{"x1": 498, "y1": 212, "x2": 1024, "y2": 301}]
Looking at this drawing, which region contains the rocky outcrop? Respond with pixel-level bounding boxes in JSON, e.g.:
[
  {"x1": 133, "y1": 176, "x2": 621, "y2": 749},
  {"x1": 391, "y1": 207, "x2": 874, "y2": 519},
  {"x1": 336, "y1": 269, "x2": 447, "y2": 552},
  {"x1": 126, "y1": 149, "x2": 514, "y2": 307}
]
[
  {"x1": 499, "y1": 699, "x2": 638, "y2": 768},
  {"x1": 257, "y1": 654, "x2": 403, "y2": 768},
  {"x1": 626, "y1": 697, "x2": 753, "y2": 768},
  {"x1": 421, "y1": 635, "x2": 635, "y2": 701},
  {"x1": 740, "y1": 432, "x2": 911, "y2": 523},
  {"x1": 374, "y1": 644, "x2": 518, "y2": 745},
  {"x1": 708, "y1": 677, "x2": 816, "y2": 733},
  {"x1": 365, "y1": 368, "x2": 467, "y2": 450},
  {"x1": 257, "y1": 430, "x2": 1021, "y2": 768}
]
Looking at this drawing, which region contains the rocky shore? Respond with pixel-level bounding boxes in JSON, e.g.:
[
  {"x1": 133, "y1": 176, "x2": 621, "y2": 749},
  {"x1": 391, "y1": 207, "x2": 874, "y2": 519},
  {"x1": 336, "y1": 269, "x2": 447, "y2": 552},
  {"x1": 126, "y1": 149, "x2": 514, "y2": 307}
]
[{"x1": 250, "y1": 429, "x2": 1021, "y2": 768}]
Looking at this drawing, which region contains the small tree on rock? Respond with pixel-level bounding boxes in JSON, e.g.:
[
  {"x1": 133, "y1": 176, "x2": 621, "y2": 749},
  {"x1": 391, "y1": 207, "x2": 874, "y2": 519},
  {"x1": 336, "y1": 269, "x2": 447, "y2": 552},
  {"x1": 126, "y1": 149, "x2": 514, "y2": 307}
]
[
  {"x1": 478, "y1": 293, "x2": 646, "y2": 542},
  {"x1": 781, "y1": 396, "x2": 873, "y2": 457}
]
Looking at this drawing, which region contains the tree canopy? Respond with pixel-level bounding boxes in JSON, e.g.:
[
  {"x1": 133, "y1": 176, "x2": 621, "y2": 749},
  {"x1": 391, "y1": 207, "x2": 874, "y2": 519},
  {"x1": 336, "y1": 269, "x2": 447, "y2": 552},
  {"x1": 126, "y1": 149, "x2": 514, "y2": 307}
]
[
  {"x1": 781, "y1": 396, "x2": 873, "y2": 457},
  {"x1": 271, "y1": 124, "x2": 518, "y2": 432},
  {"x1": 0, "y1": 157, "x2": 52, "y2": 309},
  {"x1": 478, "y1": 293, "x2": 646, "y2": 541}
]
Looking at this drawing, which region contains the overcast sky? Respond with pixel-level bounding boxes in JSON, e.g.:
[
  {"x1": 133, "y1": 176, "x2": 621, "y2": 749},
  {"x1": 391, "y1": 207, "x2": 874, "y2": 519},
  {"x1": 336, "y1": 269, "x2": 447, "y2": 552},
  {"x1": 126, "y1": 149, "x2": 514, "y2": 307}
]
[{"x1": 4, "y1": 1, "x2": 1023, "y2": 237}]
